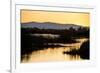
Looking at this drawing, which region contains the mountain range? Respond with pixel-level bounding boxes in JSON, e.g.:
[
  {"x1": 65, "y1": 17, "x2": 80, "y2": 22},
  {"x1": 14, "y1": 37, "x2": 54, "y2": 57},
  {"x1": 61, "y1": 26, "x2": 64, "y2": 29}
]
[{"x1": 21, "y1": 22, "x2": 83, "y2": 30}]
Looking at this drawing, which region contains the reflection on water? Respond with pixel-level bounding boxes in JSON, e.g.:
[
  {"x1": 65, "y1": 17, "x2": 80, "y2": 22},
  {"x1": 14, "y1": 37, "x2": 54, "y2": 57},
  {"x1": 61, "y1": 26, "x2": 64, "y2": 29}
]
[
  {"x1": 30, "y1": 33, "x2": 60, "y2": 38},
  {"x1": 21, "y1": 38, "x2": 88, "y2": 63}
]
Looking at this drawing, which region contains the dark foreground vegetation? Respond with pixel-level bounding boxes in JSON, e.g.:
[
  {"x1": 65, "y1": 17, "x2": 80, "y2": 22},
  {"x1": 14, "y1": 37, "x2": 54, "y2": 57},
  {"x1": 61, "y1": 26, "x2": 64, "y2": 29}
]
[
  {"x1": 63, "y1": 40, "x2": 90, "y2": 59},
  {"x1": 21, "y1": 27, "x2": 89, "y2": 61}
]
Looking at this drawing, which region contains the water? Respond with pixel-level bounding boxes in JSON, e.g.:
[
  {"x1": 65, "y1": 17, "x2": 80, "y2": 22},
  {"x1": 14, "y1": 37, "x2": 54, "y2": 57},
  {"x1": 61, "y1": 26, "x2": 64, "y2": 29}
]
[
  {"x1": 30, "y1": 33, "x2": 60, "y2": 38},
  {"x1": 21, "y1": 38, "x2": 88, "y2": 63}
]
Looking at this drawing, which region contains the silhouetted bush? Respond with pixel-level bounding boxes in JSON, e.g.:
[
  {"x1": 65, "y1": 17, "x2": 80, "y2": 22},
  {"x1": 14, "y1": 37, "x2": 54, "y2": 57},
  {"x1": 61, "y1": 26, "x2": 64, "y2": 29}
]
[{"x1": 63, "y1": 40, "x2": 90, "y2": 59}]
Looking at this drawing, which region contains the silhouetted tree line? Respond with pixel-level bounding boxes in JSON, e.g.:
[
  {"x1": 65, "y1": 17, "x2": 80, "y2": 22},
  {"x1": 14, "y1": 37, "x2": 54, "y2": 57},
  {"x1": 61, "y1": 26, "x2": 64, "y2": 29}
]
[{"x1": 21, "y1": 26, "x2": 89, "y2": 37}]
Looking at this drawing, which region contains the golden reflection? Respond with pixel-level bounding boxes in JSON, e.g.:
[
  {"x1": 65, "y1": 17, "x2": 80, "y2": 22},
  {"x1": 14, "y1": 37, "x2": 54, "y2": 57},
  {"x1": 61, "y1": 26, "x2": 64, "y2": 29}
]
[{"x1": 22, "y1": 38, "x2": 87, "y2": 63}]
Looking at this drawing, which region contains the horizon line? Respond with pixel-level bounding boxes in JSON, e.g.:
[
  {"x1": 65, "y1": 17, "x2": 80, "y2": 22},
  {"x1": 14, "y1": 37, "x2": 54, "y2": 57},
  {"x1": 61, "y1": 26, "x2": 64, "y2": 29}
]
[{"x1": 21, "y1": 21, "x2": 89, "y2": 27}]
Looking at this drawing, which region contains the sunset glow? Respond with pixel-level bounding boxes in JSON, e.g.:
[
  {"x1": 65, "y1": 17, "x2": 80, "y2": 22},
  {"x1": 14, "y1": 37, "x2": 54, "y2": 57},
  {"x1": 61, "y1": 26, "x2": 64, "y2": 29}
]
[{"x1": 21, "y1": 10, "x2": 90, "y2": 26}]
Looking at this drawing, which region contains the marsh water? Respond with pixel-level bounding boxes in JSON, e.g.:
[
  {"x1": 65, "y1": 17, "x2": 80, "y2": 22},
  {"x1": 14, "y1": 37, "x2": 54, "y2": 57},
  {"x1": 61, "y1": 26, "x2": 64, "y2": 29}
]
[{"x1": 21, "y1": 36, "x2": 88, "y2": 63}]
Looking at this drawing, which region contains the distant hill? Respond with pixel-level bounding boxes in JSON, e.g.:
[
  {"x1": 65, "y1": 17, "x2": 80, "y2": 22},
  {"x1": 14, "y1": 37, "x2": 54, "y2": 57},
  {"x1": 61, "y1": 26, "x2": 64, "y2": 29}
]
[{"x1": 21, "y1": 22, "x2": 83, "y2": 30}]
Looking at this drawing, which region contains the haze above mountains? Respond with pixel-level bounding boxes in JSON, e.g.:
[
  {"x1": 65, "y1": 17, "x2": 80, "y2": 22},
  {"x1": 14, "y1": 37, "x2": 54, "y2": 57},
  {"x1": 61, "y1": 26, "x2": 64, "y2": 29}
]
[{"x1": 21, "y1": 22, "x2": 84, "y2": 30}]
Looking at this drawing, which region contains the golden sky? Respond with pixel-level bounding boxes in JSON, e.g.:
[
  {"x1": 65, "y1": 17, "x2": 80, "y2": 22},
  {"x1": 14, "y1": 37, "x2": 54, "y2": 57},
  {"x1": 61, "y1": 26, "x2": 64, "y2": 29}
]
[{"x1": 21, "y1": 10, "x2": 90, "y2": 26}]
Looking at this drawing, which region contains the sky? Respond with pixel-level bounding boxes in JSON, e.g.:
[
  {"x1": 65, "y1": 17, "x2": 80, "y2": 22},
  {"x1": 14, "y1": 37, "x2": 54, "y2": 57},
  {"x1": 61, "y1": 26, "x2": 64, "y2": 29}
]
[{"x1": 21, "y1": 10, "x2": 90, "y2": 27}]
